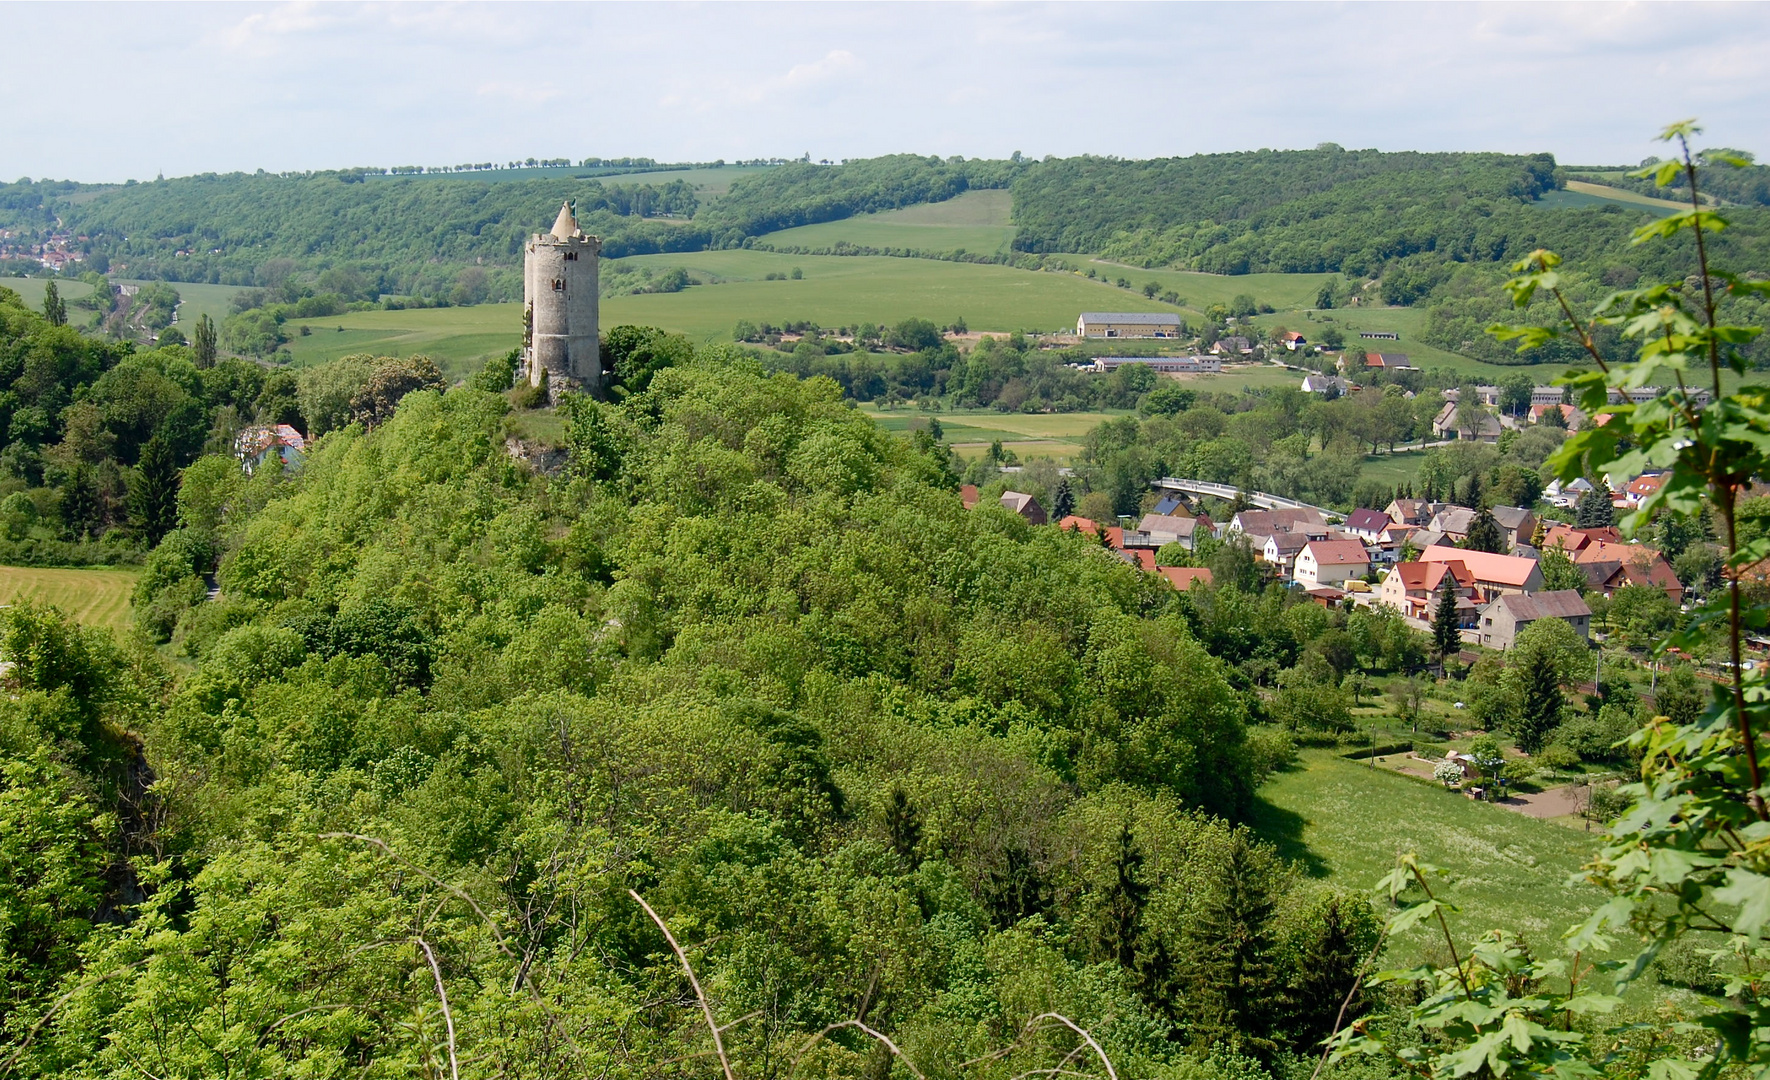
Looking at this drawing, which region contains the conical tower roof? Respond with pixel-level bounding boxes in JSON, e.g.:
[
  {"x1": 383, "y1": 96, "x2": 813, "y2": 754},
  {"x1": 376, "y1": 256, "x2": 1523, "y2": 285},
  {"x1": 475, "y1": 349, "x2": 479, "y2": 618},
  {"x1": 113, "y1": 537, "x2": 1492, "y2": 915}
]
[{"x1": 549, "y1": 201, "x2": 579, "y2": 240}]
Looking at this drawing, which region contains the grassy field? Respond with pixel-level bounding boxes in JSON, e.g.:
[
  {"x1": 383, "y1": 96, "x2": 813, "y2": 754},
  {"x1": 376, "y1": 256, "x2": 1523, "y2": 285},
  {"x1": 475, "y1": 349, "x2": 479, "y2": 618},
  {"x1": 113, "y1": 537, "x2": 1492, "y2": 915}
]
[
  {"x1": 1534, "y1": 183, "x2": 1680, "y2": 218},
  {"x1": 1, "y1": 276, "x2": 96, "y2": 309},
  {"x1": 114, "y1": 280, "x2": 252, "y2": 341},
  {"x1": 865, "y1": 404, "x2": 1131, "y2": 463},
  {"x1": 1066, "y1": 262, "x2": 1337, "y2": 315},
  {"x1": 1253, "y1": 749, "x2": 1604, "y2": 955},
  {"x1": 1249, "y1": 307, "x2": 1535, "y2": 380},
  {"x1": 282, "y1": 305, "x2": 524, "y2": 380},
  {"x1": 284, "y1": 253, "x2": 1187, "y2": 369},
  {"x1": 1358, "y1": 448, "x2": 1432, "y2": 488},
  {"x1": 0, "y1": 565, "x2": 139, "y2": 635},
  {"x1": 761, "y1": 190, "x2": 1017, "y2": 255}
]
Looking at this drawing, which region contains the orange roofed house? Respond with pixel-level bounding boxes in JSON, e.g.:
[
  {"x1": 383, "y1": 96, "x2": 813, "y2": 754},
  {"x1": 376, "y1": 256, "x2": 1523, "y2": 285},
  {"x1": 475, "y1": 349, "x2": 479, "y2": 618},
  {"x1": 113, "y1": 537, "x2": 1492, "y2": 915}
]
[
  {"x1": 1378, "y1": 559, "x2": 1480, "y2": 628},
  {"x1": 1542, "y1": 525, "x2": 1684, "y2": 603},
  {"x1": 1419, "y1": 545, "x2": 1543, "y2": 601}
]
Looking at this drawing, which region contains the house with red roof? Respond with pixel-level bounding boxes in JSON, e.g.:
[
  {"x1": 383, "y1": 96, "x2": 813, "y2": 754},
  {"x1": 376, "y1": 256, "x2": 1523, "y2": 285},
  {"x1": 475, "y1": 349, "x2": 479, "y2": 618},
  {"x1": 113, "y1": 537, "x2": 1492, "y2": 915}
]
[
  {"x1": 1625, "y1": 472, "x2": 1669, "y2": 507},
  {"x1": 1419, "y1": 544, "x2": 1543, "y2": 600},
  {"x1": 1294, "y1": 539, "x2": 1371, "y2": 589},
  {"x1": 1156, "y1": 566, "x2": 1214, "y2": 591},
  {"x1": 1378, "y1": 559, "x2": 1480, "y2": 626}
]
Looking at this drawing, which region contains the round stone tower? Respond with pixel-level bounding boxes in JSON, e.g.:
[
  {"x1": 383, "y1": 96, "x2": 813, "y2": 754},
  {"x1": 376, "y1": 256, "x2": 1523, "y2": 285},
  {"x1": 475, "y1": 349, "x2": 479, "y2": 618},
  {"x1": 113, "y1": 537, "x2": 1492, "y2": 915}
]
[{"x1": 524, "y1": 201, "x2": 601, "y2": 396}]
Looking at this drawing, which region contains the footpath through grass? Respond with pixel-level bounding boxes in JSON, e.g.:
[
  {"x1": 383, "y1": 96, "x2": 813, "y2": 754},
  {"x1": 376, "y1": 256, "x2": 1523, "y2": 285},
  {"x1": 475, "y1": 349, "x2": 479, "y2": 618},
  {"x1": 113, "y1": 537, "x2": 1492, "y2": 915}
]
[
  {"x1": 0, "y1": 565, "x2": 140, "y2": 636},
  {"x1": 1252, "y1": 748, "x2": 1603, "y2": 956}
]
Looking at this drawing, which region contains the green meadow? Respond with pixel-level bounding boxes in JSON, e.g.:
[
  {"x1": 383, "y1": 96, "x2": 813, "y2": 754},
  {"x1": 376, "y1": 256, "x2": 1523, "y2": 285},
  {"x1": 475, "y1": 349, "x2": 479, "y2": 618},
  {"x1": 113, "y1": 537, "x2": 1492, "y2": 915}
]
[
  {"x1": 1065, "y1": 261, "x2": 1337, "y2": 315},
  {"x1": 1253, "y1": 750, "x2": 1605, "y2": 958},
  {"x1": 761, "y1": 189, "x2": 1018, "y2": 255},
  {"x1": 0, "y1": 276, "x2": 95, "y2": 309},
  {"x1": 116, "y1": 280, "x2": 251, "y2": 338},
  {"x1": 0, "y1": 565, "x2": 141, "y2": 636}
]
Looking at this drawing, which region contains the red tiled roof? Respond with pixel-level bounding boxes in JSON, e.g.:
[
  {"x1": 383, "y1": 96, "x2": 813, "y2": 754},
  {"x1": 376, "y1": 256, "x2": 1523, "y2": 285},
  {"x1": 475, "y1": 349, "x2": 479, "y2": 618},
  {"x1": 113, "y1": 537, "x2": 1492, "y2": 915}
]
[
  {"x1": 1420, "y1": 544, "x2": 1540, "y2": 587},
  {"x1": 961, "y1": 484, "x2": 979, "y2": 509},
  {"x1": 1156, "y1": 566, "x2": 1214, "y2": 590},
  {"x1": 1302, "y1": 539, "x2": 1370, "y2": 566},
  {"x1": 1058, "y1": 515, "x2": 1100, "y2": 535}
]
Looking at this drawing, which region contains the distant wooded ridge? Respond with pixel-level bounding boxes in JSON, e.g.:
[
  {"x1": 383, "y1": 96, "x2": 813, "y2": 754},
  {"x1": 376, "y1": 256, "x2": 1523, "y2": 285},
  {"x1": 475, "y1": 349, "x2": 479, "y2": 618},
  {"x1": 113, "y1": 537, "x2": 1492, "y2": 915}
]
[{"x1": 3, "y1": 147, "x2": 1767, "y2": 363}]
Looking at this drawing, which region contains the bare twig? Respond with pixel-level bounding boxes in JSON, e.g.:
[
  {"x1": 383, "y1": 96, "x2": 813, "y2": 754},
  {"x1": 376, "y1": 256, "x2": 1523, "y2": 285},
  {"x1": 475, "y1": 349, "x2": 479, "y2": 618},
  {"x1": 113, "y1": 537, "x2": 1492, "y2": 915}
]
[
  {"x1": 791, "y1": 1019, "x2": 928, "y2": 1080},
  {"x1": 1025, "y1": 1014, "x2": 1118, "y2": 1080},
  {"x1": 1309, "y1": 918, "x2": 1394, "y2": 1080},
  {"x1": 630, "y1": 889, "x2": 737, "y2": 1080},
  {"x1": 321, "y1": 833, "x2": 517, "y2": 957},
  {"x1": 415, "y1": 937, "x2": 460, "y2": 1080},
  {"x1": 0, "y1": 960, "x2": 146, "y2": 1076}
]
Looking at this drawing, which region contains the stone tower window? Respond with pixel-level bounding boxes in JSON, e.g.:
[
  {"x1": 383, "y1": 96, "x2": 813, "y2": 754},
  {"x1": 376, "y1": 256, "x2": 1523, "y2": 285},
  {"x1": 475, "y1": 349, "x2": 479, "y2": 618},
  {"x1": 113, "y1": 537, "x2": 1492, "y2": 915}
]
[
  {"x1": 565, "y1": 251, "x2": 577, "y2": 261},
  {"x1": 552, "y1": 280, "x2": 564, "y2": 291}
]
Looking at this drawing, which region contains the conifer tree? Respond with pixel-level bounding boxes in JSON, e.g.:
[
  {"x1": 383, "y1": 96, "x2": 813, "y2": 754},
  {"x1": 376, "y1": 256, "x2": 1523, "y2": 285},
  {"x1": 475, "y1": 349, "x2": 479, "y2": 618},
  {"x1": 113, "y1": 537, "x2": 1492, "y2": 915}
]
[
  {"x1": 128, "y1": 437, "x2": 180, "y2": 545},
  {"x1": 61, "y1": 464, "x2": 99, "y2": 539},
  {"x1": 1462, "y1": 507, "x2": 1507, "y2": 554},
  {"x1": 1100, "y1": 824, "x2": 1149, "y2": 969},
  {"x1": 1432, "y1": 573, "x2": 1461, "y2": 666},
  {"x1": 192, "y1": 313, "x2": 218, "y2": 369},
  {"x1": 1052, "y1": 477, "x2": 1075, "y2": 520},
  {"x1": 1184, "y1": 831, "x2": 1279, "y2": 1058},
  {"x1": 1576, "y1": 478, "x2": 1615, "y2": 528},
  {"x1": 42, "y1": 281, "x2": 66, "y2": 326},
  {"x1": 1512, "y1": 638, "x2": 1567, "y2": 754}
]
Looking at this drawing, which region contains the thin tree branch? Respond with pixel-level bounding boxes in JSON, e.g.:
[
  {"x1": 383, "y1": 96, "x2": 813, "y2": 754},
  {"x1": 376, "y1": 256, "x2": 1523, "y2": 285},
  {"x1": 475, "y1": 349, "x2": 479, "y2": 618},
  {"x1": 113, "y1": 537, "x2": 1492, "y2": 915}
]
[
  {"x1": 629, "y1": 889, "x2": 736, "y2": 1080},
  {"x1": 321, "y1": 833, "x2": 516, "y2": 957},
  {"x1": 1024, "y1": 1014, "x2": 1118, "y2": 1080},
  {"x1": 415, "y1": 937, "x2": 459, "y2": 1080},
  {"x1": 791, "y1": 1019, "x2": 929, "y2": 1080}
]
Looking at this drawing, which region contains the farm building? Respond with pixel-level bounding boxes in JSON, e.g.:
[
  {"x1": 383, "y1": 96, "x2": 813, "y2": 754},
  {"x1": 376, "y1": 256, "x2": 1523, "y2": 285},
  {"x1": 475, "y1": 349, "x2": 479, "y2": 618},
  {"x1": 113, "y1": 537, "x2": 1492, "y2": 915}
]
[
  {"x1": 1364, "y1": 352, "x2": 1413, "y2": 369},
  {"x1": 1358, "y1": 330, "x2": 1401, "y2": 340},
  {"x1": 1076, "y1": 312, "x2": 1185, "y2": 338},
  {"x1": 1477, "y1": 590, "x2": 1592, "y2": 650},
  {"x1": 999, "y1": 491, "x2": 1047, "y2": 525}
]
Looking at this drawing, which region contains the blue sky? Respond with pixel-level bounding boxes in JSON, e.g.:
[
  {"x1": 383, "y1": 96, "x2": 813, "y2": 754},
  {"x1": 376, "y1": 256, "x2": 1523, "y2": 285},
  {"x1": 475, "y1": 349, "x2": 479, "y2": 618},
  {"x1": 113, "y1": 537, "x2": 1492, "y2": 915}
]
[{"x1": 6, "y1": 2, "x2": 1768, "y2": 181}]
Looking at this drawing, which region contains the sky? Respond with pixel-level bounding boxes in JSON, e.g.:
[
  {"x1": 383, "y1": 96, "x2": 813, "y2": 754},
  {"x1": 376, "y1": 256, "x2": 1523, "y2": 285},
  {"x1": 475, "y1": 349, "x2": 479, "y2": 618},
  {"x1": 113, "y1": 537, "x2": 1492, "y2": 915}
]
[{"x1": 5, "y1": 1, "x2": 1769, "y2": 182}]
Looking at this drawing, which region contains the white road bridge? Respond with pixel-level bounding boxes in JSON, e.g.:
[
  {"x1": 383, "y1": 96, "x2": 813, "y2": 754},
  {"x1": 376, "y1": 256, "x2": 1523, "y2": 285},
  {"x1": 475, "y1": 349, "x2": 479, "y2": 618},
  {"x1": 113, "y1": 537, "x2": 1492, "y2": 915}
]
[{"x1": 1153, "y1": 478, "x2": 1339, "y2": 521}]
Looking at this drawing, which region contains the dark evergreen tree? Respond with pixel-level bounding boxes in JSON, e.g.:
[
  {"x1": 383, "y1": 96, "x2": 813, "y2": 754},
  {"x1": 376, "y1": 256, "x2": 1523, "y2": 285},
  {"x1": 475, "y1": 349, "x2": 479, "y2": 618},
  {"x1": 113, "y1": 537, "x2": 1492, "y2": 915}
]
[
  {"x1": 1513, "y1": 642, "x2": 1566, "y2": 753},
  {"x1": 192, "y1": 313, "x2": 218, "y2": 369},
  {"x1": 1432, "y1": 573, "x2": 1461, "y2": 666},
  {"x1": 1184, "y1": 831, "x2": 1279, "y2": 1058},
  {"x1": 127, "y1": 436, "x2": 180, "y2": 545},
  {"x1": 42, "y1": 281, "x2": 66, "y2": 327},
  {"x1": 1282, "y1": 894, "x2": 1373, "y2": 1053},
  {"x1": 884, "y1": 787, "x2": 921, "y2": 867},
  {"x1": 61, "y1": 464, "x2": 100, "y2": 539},
  {"x1": 1576, "y1": 479, "x2": 1615, "y2": 528},
  {"x1": 1464, "y1": 468, "x2": 1484, "y2": 510},
  {"x1": 1052, "y1": 477, "x2": 1076, "y2": 520},
  {"x1": 1100, "y1": 824, "x2": 1149, "y2": 969},
  {"x1": 1463, "y1": 507, "x2": 1507, "y2": 554}
]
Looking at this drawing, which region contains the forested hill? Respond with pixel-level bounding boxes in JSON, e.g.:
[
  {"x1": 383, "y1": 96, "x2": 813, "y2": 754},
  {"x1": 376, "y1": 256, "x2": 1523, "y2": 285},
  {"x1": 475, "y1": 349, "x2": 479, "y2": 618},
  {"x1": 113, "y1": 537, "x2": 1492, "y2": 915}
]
[
  {"x1": 1008, "y1": 147, "x2": 1557, "y2": 261},
  {"x1": 0, "y1": 156, "x2": 1019, "y2": 297}
]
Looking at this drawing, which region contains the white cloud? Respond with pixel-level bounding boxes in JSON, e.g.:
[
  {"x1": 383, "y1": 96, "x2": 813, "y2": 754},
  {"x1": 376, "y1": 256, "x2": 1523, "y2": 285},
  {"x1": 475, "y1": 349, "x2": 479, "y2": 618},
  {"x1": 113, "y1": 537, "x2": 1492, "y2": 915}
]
[{"x1": 2, "y1": 2, "x2": 1767, "y2": 180}]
